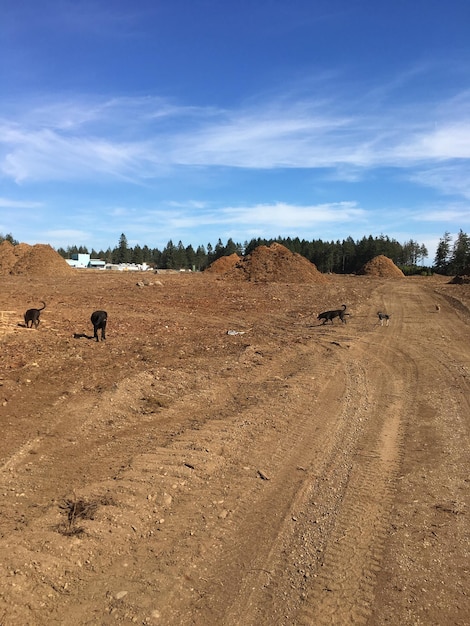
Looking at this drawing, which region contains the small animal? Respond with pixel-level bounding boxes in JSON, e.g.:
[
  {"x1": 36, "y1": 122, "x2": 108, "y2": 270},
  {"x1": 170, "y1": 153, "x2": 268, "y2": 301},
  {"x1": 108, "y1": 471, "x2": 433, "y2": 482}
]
[
  {"x1": 91, "y1": 310, "x2": 107, "y2": 342},
  {"x1": 377, "y1": 311, "x2": 391, "y2": 326},
  {"x1": 24, "y1": 301, "x2": 46, "y2": 328},
  {"x1": 318, "y1": 304, "x2": 348, "y2": 325},
  {"x1": 435, "y1": 304, "x2": 441, "y2": 312}
]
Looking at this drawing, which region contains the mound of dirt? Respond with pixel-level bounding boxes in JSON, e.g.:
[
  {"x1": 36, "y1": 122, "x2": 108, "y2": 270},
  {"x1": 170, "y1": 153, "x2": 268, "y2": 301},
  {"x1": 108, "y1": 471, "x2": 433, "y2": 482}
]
[
  {"x1": 0, "y1": 241, "x2": 73, "y2": 276},
  {"x1": 205, "y1": 253, "x2": 241, "y2": 274},
  {"x1": 358, "y1": 255, "x2": 405, "y2": 278},
  {"x1": 449, "y1": 274, "x2": 470, "y2": 284},
  {"x1": 220, "y1": 242, "x2": 328, "y2": 283}
]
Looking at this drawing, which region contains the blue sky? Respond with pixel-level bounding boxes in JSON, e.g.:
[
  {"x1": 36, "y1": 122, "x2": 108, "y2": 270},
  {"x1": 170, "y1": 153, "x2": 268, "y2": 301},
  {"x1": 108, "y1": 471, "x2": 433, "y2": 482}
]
[{"x1": 1, "y1": 0, "x2": 469, "y2": 261}]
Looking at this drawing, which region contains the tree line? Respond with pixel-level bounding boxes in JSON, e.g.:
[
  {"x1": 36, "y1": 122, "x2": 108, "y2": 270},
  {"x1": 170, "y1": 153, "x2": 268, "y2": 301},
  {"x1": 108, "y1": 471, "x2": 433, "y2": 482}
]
[
  {"x1": 1, "y1": 230, "x2": 469, "y2": 275},
  {"x1": 55, "y1": 232, "x2": 431, "y2": 275}
]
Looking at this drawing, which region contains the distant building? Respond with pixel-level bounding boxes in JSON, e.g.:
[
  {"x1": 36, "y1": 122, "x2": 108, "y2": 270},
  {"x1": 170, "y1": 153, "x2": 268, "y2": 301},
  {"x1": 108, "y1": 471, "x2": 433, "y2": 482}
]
[
  {"x1": 66, "y1": 253, "x2": 105, "y2": 269},
  {"x1": 66, "y1": 253, "x2": 150, "y2": 271}
]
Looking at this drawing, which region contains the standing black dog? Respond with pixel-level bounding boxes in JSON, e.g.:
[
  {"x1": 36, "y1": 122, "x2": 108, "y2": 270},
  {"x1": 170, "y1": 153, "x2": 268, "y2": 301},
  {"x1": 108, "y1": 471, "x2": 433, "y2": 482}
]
[
  {"x1": 24, "y1": 301, "x2": 46, "y2": 328},
  {"x1": 318, "y1": 304, "x2": 348, "y2": 325},
  {"x1": 91, "y1": 310, "x2": 107, "y2": 342}
]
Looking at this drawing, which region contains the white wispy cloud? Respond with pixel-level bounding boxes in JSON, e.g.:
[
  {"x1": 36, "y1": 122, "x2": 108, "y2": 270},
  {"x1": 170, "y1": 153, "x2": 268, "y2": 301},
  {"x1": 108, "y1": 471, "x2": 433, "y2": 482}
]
[
  {"x1": 0, "y1": 196, "x2": 43, "y2": 208},
  {"x1": 1, "y1": 84, "x2": 469, "y2": 198},
  {"x1": 410, "y1": 164, "x2": 470, "y2": 200},
  {"x1": 217, "y1": 202, "x2": 364, "y2": 227}
]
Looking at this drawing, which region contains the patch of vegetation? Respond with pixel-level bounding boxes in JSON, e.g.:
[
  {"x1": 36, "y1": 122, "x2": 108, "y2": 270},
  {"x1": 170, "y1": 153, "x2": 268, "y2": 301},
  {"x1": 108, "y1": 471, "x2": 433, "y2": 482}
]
[{"x1": 56, "y1": 494, "x2": 115, "y2": 536}]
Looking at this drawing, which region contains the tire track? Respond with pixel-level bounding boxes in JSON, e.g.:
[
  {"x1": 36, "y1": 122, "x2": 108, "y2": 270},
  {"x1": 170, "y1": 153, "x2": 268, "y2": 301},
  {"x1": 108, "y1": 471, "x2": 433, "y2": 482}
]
[{"x1": 295, "y1": 352, "x2": 408, "y2": 625}]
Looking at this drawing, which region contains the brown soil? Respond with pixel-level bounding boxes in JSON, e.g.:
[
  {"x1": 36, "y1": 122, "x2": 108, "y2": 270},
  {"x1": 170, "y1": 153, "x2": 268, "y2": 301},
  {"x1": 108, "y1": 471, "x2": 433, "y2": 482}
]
[
  {"x1": 0, "y1": 241, "x2": 73, "y2": 277},
  {"x1": 205, "y1": 253, "x2": 241, "y2": 274},
  {"x1": 0, "y1": 267, "x2": 469, "y2": 625},
  {"x1": 211, "y1": 243, "x2": 328, "y2": 283},
  {"x1": 358, "y1": 255, "x2": 405, "y2": 278}
]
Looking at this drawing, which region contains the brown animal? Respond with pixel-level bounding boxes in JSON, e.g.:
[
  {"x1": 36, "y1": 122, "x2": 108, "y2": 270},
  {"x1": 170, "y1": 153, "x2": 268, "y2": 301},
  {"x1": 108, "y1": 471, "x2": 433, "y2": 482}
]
[
  {"x1": 24, "y1": 301, "x2": 46, "y2": 328},
  {"x1": 91, "y1": 310, "x2": 107, "y2": 342}
]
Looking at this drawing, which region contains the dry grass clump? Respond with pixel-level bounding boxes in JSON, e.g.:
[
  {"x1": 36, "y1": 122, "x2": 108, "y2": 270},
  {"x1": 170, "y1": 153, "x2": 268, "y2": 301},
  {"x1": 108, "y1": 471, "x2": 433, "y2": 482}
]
[{"x1": 57, "y1": 494, "x2": 115, "y2": 536}]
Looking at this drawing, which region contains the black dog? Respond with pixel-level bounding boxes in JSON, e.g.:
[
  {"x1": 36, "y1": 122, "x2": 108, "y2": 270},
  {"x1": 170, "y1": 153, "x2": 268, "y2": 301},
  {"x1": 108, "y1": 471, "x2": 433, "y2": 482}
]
[
  {"x1": 24, "y1": 301, "x2": 46, "y2": 328},
  {"x1": 318, "y1": 304, "x2": 348, "y2": 325},
  {"x1": 377, "y1": 312, "x2": 391, "y2": 326},
  {"x1": 91, "y1": 310, "x2": 107, "y2": 342}
]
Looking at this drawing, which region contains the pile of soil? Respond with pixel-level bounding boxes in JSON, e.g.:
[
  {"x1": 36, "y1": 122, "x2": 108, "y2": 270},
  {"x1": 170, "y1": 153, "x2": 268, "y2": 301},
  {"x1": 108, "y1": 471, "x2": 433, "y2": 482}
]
[
  {"x1": 449, "y1": 274, "x2": 470, "y2": 284},
  {"x1": 0, "y1": 241, "x2": 73, "y2": 276},
  {"x1": 205, "y1": 253, "x2": 241, "y2": 274},
  {"x1": 221, "y1": 242, "x2": 328, "y2": 283},
  {"x1": 358, "y1": 255, "x2": 405, "y2": 278}
]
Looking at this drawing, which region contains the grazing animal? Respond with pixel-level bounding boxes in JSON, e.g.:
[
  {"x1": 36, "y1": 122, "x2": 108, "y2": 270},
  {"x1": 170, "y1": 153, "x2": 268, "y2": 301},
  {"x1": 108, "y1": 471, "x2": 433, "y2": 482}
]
[
  {"x1": 91, "y1": 310, "x2": 107, "y2": 342},
  {"x1": 377, "y1": 311, "x2": 391, "y2": 326},
  {"x1": 24, "y1": 301, "x2": 46, "y2": 328},
  {"x1": 318, "y1": 304, "x2": 348, "y2": 325},
  {"x1": 435, "y1": 304, "x2": 441, "y2": 312}
]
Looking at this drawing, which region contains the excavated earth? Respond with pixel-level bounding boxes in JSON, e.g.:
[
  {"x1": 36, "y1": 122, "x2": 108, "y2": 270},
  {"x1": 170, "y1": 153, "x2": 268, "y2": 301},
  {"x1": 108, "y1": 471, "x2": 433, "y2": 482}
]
[{"x1": 0, "y1": 270, "x2": 469, "y2": 625}]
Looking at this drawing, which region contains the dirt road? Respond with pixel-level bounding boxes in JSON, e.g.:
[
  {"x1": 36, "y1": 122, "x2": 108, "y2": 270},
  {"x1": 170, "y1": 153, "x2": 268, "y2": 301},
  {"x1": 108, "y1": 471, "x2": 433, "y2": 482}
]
[{"x1": 0, "y1": 273, "x2": 468, "y2": 625}]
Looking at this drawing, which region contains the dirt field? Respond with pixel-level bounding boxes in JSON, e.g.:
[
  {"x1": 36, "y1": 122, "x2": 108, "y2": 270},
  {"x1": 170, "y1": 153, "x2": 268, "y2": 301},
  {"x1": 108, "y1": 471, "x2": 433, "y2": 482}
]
[{"x1": 0, "y1": 270, "x2": 469, "y2": 625}]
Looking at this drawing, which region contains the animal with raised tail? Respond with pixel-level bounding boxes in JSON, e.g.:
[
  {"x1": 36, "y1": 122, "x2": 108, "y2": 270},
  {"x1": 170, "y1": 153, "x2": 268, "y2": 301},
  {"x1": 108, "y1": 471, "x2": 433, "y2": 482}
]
[
  {"x1": 318, "y1": 304, "x2": 348, "y2": 325},
  {"x1": 24, "y1": 301, "x2": 46, "y2": 329}
]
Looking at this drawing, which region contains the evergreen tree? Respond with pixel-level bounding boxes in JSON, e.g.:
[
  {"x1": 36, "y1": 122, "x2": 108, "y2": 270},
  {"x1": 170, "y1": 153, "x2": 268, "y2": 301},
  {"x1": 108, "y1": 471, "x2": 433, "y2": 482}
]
[
  {"x1": 141, "y1": 245, "x2": 152, "y2": 263},
  {"x1": 225, "y1": 238, "x2": 239, "y2": 256},
  {"x1": 0, "y1": 232, "x2": 19, "y2": 245},
  {"x1": 185, "y1": 244, "x2": 196, "y2": 270},
  {"x1": 161, "y1": 240, "x2": 176, "y2": 269},
  {"x1": 449, "y1": 230, "x2": 470, "y2": 275},
  {"x1": 115, "y1": 233, "x2": 131, "y2": 264},
  {"x1": 132, "y1": 244, "x2": 144, "y2": 264},
  {"x1": 434, "y1": 232, "x2": 452, "y2": 273},
  {"x1": 195, "y1": 245, "x2": 207, "y2": 270},
  {"x1": 174, "y1": 241, "x2": 187, "y2": 269},
  {"x1": 206, "y1": 242, "x2": 214, "y2": 264}
]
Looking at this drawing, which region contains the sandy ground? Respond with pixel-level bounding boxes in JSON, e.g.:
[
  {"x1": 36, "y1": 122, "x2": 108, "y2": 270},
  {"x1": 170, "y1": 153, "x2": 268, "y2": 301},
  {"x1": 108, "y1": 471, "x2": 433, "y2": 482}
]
[{"x1": 0, "y1": 271, "x2": 469, "y2": 625}]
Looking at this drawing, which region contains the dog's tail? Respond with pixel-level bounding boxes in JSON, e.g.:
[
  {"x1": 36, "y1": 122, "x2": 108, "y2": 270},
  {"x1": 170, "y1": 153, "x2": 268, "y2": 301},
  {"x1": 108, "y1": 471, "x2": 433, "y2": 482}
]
[
  {"x1": 39, "y1": 301, "x2": 46, "y2": 311},
  {"x1": 342, "y1": 304, "x2": 347, "y2": 310}
]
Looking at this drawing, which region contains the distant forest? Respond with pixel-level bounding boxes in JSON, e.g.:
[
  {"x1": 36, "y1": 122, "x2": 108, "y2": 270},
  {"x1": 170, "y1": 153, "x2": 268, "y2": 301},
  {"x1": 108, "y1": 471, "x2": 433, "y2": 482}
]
[{"x1": 1, "y1": 230, "x2": 469, "y2": 276}]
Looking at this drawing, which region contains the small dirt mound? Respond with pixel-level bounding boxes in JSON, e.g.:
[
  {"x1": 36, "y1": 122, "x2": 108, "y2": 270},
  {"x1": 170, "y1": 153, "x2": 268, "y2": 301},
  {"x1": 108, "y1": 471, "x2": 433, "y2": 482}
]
[
  {"x1": 205, "y1": 253, "x2": 241, "y2": 274},
  {"x1": 358, "y1": 255, "x2": 405, "y2": 278},
  {"x1": 449, "y1": 274, "x2": 470, "y2": 284},
  {"x1": 221, "y1": 243, "x2": 328, "y2": 283},
  {"x1": 0, "y1": 241, "x2": 73, "y2": 276}
]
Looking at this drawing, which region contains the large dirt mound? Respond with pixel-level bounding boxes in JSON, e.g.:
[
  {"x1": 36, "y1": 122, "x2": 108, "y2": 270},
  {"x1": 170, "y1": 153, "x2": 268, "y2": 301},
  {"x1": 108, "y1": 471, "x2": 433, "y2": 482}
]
[
  {"x1": 0, "y1": 241, "x2": 73, "y2": 276},
  {"x1": 205, "y1": 253, "x2": 241, "y2": 274},
  {"x1": 358, "y1": 255, "x2": 405, "y2": 278},
  {"x1": 217, "y1": 243, "x2": 328, "y2": 283}
]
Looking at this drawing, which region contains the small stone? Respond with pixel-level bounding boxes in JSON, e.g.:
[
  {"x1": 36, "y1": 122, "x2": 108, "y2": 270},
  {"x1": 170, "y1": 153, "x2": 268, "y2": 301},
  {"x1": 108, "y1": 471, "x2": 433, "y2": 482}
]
[{"x1": 115, "y1": 590, "x2": 128, "y2": 600}]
